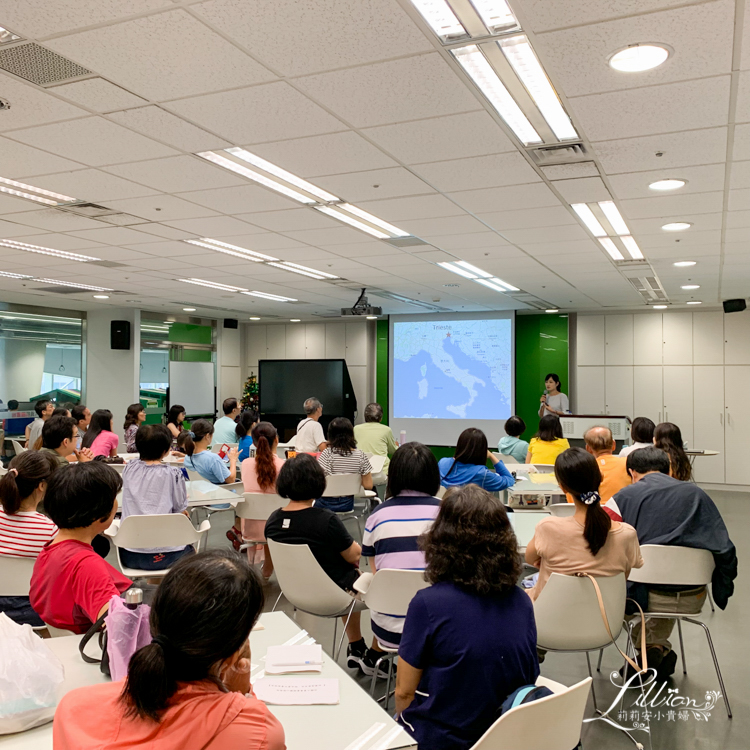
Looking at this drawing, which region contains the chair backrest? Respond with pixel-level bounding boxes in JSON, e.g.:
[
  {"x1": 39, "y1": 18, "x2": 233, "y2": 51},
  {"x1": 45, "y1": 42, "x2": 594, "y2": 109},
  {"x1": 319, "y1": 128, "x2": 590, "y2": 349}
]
[
  {"x1": 532, "y1": 464, "x2": 555, "y2": 472},
  {"x1": 628, "y1": 544, "x2": 715, "y2": 587},
  {"x1": 323, "y1": 473, "x2": 362, "y2": 497},
  {"x1": 548, "y1": 503, "x2": 576, "y2": 517},
  {"x1": 45, "y1": 623, "x2": 77, "y2": 638},
  {"x1": 509, "y1": 510, "x2": 550, "y2": 548},
  {"x1": 111, "y1": 514, "x2": 203, "y2": 550},
  {"x1": 236, "y1": 492, "x2": 285, "y2": 521},
  {"x1": 497, "y1": 452, "x2": 518, "y2": 464},
  {"x1": 186, "y1": 468, "x2": 203, "y2": 483},
  {"x1": 368, "y1": 454, "x2": 387, "y2": 474},
  {"x1": 211, "y1": 442, "x2": 238, "y2": 454},
  {"x1": 534, "y1": 572, "x2": 627, "y2": 651},
  {"x1": 436, "y1": 485, "x2": 447, "y2": 499},
  {"x1": 0, "y1": 466, "x2": 5, "y2": 477},
  {"x1": 470, "y1": 677, "x2": 592, "y2": 750},
  {"x1": 361, "y1": 569, "x2": 430, "y2": 617},
  {"x1": 12, "y1": 440, "x2": 26, "y2": 455},
  {"x1": 266, "y1": 539, "x2": 353, "y2": 616},
  {"x1": 0, "y1": 555, "x2": 35, "y2": 596}
]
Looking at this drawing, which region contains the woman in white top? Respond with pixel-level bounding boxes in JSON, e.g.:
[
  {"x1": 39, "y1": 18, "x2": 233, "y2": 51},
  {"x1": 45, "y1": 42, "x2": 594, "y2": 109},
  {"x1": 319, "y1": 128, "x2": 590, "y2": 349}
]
[
  {"x1": 539, "y1": 373, "x2": 569, "y2": 418},
  {"x1": 619, "y1": 416, "x2": 655, "y2": 457}
]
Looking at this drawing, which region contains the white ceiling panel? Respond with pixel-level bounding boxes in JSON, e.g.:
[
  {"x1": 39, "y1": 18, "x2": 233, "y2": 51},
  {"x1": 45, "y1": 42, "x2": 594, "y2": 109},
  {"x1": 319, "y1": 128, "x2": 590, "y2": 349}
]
[
  {"x1": 0, "y1": 194, "x2": 40, "y2": 215},
  {"x1": 535, "y1": 1, "x2": 734, "y2": 97},
  {"x1": 476, "y1": 205, "x2": 577, "y2": 230},
  {"x1": 49, "y1": 79, "x2": 147, "y2": 113},
  {"x1": 726, "y1": 209, "x2": 750, "y2": 227},
  {"x1": 47, "y1": 10, "x2": 276, "y2": 101},
  {"x1": 234, "y1": 209, "x2": 340, "y2": 233},
  {"x1": 621, "y1": 191, "x2": 724, "y2": 219},
  {"x1": 129, "y1": 240, "x2": 207, "y2": 259},
  {"x1": 608, "y1": 164, "x2": 726, "y2": 199},
  {"x1": 296, "y1": 54, "x2": 481, "y2": 128},
  {"x1": 7, "y1": 117, "x2": 178, "y2": 166},
  {"x1": 0, "y1": 137, "x2": 81, "y2": 178},
  {"x1": 29, "y1": 169, "x2": 160, "y2": 202},
  {"x1": 553, "y1": 177, "x2": 612, "y2": 204},
  {"x1": 421, "y1": 232, "x2": 511, "y2": 250},
  {"x1": 217, "y1": 233, "x2": 310, "y2": 252},
  {"x1": 178, "y1": 185, "x2": 300, "y2": 214},
  {"x1": 104, "y1": 195, "x2": 219, "y2": 222},
  {"x1": 736, "y1": 71, "x2": 750, "y2": 123},
  {"x1": 162, "y1": 216, "x2": 260, "y2": 237},
  {"x1": 730, "y1": 160, "x2": 750, "y2": 189},
  {"x1": 315, "y1": 167, "x2": 435, "y2": 202},
  {"x1": 362, "y1": 111, "x2": 516, "y2": 164},
  {"x1": 447, "y1": 182, "x2": 560, "y2": 214},
  {"x1": 322, "y1": 241, "x2": 403, "y2": 257},
  {"x1": 503, "y1": 225, "x2": 591, "y2": 244},
  {"x1": 107, "y1": 106, "x2": 231, "y2": 152},
  {"x1": 271, "y1": 247, "x2": 343, "y2": 262},
  {"x1": 121, "y1": 223, "x2": 194, "y2": 241},
  {"x1": 636, "y1": 227, "x2": 721, "y2": 247},
  {"x1": 413, "y1": 152, "x2": 540, "y2": 192},
  {"x1": 193, "y1": 0, "x2": 432, "y2": 76},
  {"x1": 166, "y1": 82, "x2": 346, "y2": 144},
  {"x1": 0, "y1": 218, "x2": 58, "y2": 237},
  {"x1": 1, "y1": 210, "x2": 106, "y2": 232},
  {"x1": 520, "y1": 239, "x2": 601, "y2": 256},
  {"x1": 67, "y1": 226, "x2": 173, "y2": 245},
  {"x1": 279, "y1": 227, "x2": 374, "y2": 246},
  {"x1": 397, "y1": 214, "x2": 489, "y2": 237},
  {"x1": 356, "y1": 194, "x2": 465, "y2": 222},
  {"x1": 735, "y1": 124, "x2": 750, "y2": 161},
  {"x1": 0, "y1": 74, "x2": 87, "y2": 132},
  {"x1": 250, "y1": 132, "x2": 397, "y2": 178},
  {"x1": 13, "y1": 233, "x2": 106, "y2": 251},
  {"x1": 571, "y1": 77, "x2": 731, "y2": 141},
  {"x1": 728, "y1": 188, "x2": 749, "y2": 210},
  {"x1": 105, "y1": 156, "x2": 246, "y2": 193},
  {"x1": 724, "y1": 226, "x2": 750, "y2": 242}
]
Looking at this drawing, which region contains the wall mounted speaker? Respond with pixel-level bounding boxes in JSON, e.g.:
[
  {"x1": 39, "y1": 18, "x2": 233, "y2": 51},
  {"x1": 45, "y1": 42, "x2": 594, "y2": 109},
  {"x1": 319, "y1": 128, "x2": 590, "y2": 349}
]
[
  {"x1": 110, "y1": 320, "x2": 131, "y2": 350},
  {"x1": 722, "y1": 299, "x2": 747, "y2": 314},
  {"x1": 223, "y1": 319, "x2": 239, "y2": 329}
]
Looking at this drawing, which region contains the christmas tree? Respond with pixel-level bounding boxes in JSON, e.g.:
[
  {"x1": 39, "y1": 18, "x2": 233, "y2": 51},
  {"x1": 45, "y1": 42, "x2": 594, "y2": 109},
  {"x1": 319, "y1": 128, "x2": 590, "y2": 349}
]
[{"x1": 241, "y1": 374, "x2": 259, "y2": 412}]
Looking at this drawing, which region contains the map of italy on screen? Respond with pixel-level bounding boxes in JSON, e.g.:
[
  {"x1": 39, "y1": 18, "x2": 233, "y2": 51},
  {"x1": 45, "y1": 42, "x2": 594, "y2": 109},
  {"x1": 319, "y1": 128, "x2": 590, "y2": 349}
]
[{"x1": 393, "y1": 319, "x2": 512, "y2": 420}]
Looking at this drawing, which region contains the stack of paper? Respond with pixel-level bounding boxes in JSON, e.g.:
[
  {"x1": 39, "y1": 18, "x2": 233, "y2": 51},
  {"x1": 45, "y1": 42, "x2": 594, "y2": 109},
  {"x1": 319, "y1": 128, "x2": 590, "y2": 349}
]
[
  {"x1": 265, "y1": 644, "x2": 324, "y2": 674},
  {"x1": 254, "y1": 677, "x2": 339, "y2": 705}
]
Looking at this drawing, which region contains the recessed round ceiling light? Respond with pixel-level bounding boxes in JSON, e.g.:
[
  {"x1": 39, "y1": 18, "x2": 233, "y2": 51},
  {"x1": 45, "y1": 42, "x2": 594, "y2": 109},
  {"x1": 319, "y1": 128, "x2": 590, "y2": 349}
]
[
  {"x1": 290, "y1": 319, "x2": 301, "y2": 322},
  {"x1": 366, "y1": 315, "x2": 378, "y2": 320},
  {"x1": 545, "y1": 309, "x2": 559, "y2": 313},
  {"x1": 652, "y1": 305, "x2": 668, "y2": 310},
  {"x1": 93, "y1": 294, "x2": 109, "y2": 299},
  {"x1": 673, "y1": 260, "x2": 696, "y2": 267},
  {"x1": 249, "y1": 316, "x2": 261, "y2": 320},
  {"x1": 609, "y1": 44, "x2": 670, "y2": 72},
  {"x1": 649, "y1": 179, "x2": 686, "y2": 191},
  {"x1": 183, "y1": 307, "x2": 196, "y2": 312},
  {"x1": 681, "y1": 284, "x2": 700, "y2": 290},
  {"x1": 662, "y1": 222, "x2": 692, "y2": 231},
  {"x1": 687, "y1": 300, "x2": 702, "y2": 305}
]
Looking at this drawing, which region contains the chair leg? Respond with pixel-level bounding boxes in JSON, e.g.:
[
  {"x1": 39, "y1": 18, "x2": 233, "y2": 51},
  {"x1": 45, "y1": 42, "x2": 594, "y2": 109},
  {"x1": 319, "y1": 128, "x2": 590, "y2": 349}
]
[
  {"x1": 683, "y1": 617, "x2": 732, "y2": 719},
  {"x1": 597, "y1": 648, "x2": 604, "y2": 672},
  {"x1": 585, "y1": 652, "x2": 598, "y2": 712},
  {"x1": 335, "y1": 603, "x2": 355, "y2": 662},
  {"x1": 706, "y1": 588, "x2": 716, "y2": 613},
  {"x1": 332, "y1": 617, "x2": 338, "y2": 661},
  {"x1": 384, "y1": 654, "x2": 394, "y2": 713},
  {"x1": 271, "y1": 592, "x2": 283, "y2": 612},
  {"x1": 676, "y1": 618, "x2": 687, "y2": 675}
]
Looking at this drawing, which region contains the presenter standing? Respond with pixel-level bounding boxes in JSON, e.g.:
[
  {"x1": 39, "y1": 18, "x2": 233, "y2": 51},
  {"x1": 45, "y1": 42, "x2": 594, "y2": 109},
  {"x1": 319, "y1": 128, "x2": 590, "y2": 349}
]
[{"x1": 539, "y1": 373, "x2": 569, "y2": 418}]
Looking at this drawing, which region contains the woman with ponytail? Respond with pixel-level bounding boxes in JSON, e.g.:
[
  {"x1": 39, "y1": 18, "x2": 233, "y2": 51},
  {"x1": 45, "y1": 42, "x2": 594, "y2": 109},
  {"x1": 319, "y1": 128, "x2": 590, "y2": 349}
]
[
  {"x1": 235, "y1": 409, "x2": 259, "y2": 462},
  {"x1": 0, "y1": 451, "x2": 59, "y2": 624},
  {"x1": 525, "y1": 447, "x2": 643, "y2": 601},
  {"x1": 183, "y1": 419, "x2": 238, "y2": 485},
  {"x1": 53, "y1": 550, "x2": 285, "y2": 750}
]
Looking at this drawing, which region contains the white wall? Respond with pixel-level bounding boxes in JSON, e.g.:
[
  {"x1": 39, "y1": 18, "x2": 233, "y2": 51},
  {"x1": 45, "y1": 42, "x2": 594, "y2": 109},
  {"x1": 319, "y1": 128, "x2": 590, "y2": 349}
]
[
  {"x1": 575, "y1": 309, "x2": 750, "y2": 485},
  {"x1": 242, "y1": 320, "x2": 376, "y2": 424},
  {"x1": 0, "y1": 339, "x2": 47, "y2": 402},
  {"x1": 85, "y1": 309, "x2": 140, "y2": 442},
  {"x1": 217, "y1": 323, "x2": 241, "y2": 405}
]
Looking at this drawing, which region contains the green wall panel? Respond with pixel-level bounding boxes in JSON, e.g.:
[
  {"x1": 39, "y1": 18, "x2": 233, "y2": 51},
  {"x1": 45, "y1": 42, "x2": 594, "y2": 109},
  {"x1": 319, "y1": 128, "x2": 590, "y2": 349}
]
[
  {"x1": 376, "y1": 319, "x2": 389, "y2": 424},
  {"x1": 168, "y1": 323, "x2": 212, "y2": 345}
]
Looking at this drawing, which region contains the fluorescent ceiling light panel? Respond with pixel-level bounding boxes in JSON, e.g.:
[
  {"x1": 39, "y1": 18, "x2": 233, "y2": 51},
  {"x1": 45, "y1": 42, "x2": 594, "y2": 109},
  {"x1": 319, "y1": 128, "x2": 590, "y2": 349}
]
[
  {"x1": 313, "y1": 205, "x2": 390, "y2": 239},
  {"x1": 33, "y1": 278, "x2": 114, "y2": 291},
  {"x1": 453, "y1": 45, "x2": 542, "y2": 145},
  {"x1": 476, "y1": 276, "x2": 520, "y2": 292},
  {"x1": 438, "y1": 261, "x2": 480, "y2": 279},
  {"x1": 598, "y1": 201, "x2": 629, "y2": 235},
  {"x1": 571, "y1": 204, "x2": 606, "y2": 237},
  {"x1": 409, "y1": 0, "x2": 467, "y2": 41},
  {"x1": 241, "y1": 291, "x2": 298, "y2": 302},
  {"x1": 649, "y1": 179, "x2": 686, "y2": 191},
  {"x1": 609, "y1": 44, "x2": 670, "y2": 73},
  {"x1": 598, "y1": 238, "x2": 624, "y2": 260},
  {"x1": 662, "y1": 222, "x2": 691, "y2": 231},
  {"x1": 653, "y1": 305, "x2": 667, "y2": 309},
  {"x1": 277, "y1": 262, "x2": 339, "y2": 279},
  {"x1": 673, "y1": 261, "x2": 696, "y2": 267},
  {"x1": 471, "y1": 0, "x2": 519, "y2": 33},
  {"x1": 498, "y1": 36, "x2": 578, "y2": 141},
  {"x1": 621, "y1": 236, "x2": 644, "y2": 260},
  {"x1": 338, "y1": 204, "x2": 410, "y2": 238},
  {"x1": 93, "y1": 295, "x2": 109, "y2": 299},
  {"x1": 179, "y1": 278, "x2": 249, "y2": 292},
  {"x1": 489, "y1": 276, "x2": 519, "y2": 291},
  {"x1": 686, "y1": 300, "x2": 702, "y2": 305},
  {"x1": 184, "y1": 238, "x2": 278, "y2": 262},
  {"x1": 681, "y1": 284, "x2": 700, "y2": 290},
  {"x1": 267, "y1": 262, "x2": 328, "y2": 280},
  {"x1": 0, "y1": 175, "x2": 75, "y2": 205},
  {"x1": 455, "y1": 261, "x2": 492, "y2": 278},
  {"x1": 0, "y1": 238, "x2": 99, "y2": 262},
  {"x1": 0, "y1": 271, "x2": 32, "y2": 279}
]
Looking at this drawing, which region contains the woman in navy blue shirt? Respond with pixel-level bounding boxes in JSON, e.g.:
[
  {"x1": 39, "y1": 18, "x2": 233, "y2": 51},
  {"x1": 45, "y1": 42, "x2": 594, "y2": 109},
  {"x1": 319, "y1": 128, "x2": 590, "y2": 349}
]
[
  {"x1": 395, "y1": 484, "x2": 538, "y2": 750},
  {"x1": 438, "y1": 427, "x2": 515, "y2": 491}
]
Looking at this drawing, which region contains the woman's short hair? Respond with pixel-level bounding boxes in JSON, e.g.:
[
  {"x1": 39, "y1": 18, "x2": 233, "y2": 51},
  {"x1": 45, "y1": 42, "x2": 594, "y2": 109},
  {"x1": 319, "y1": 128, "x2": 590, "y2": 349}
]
[
  {"x1": 121, "y1": 550, "x2": 264, "y2": 722},
  {"x1": 135, "y1": 423, "x2": 173, "y2": 460},
  {"x1": 631, "y1": 416, "x2": 655, "y2": 444},
  {"x1": 45, "y1": 462, "x2": 121, "y2": 529},
  {"x1": 454, "y1": 427, "x2": 488, "y2": 466},
  {"x1": 167, "y1": 405, "x2": 185, "y2": 426},
  {"x1": 504, "y1": 416, "x2": 526, "y2": 438},
  {"x1": 386, "y1": 442, "x2": 441, "y2": 499},
  {"x1": 327, "y1": 417, "x2": 356, "y2": 455},
  {"x1": 124, "y1": 403, "x2": 144, "y2": 430},
  {"x1": 364, "y1": 403, "x2": 383, "y2": 423},
  {"x1": 421, "y1": 484, "x2": 520, "y2": 595},
  {"x1": 276, "y1": 453, "x2": 326, "y2": 501},
  {"x1": 536, "y1": 414, "x2": 563, "y2": 442}
]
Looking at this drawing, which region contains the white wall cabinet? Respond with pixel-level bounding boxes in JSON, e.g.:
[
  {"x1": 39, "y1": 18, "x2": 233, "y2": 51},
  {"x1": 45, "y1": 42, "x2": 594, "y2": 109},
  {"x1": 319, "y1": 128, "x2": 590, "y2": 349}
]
[
  {"x1": 693, "y1": 312, "x2": 723, "y2": 366},
  {"x1": 662, "y1": 313, "x2": 693, "y2": 365},
  {"x1": 577, "y1": 366, "x2": 605, "y2": 414},
  {"x1": 633, "y1": 314, "x2": 662, "y2": 365},
  {"x1": 633, "y1": 366, "x2": 663, "y2": 424},
  {"x1": 693, "y1": 366, "x2": 725, "y2": 483},
  {"x1": 605, "y1": 366, "x2": 634, "y2": 417},
  {"x1": 578, "y1": 315, "x2": 605, "y2": 365},
  {"x1": 662, "y1": 366, "x2": 693, "y2": 446},
  {"x1": 724, "y1": 367, "x2": 750, "y2": 484},
  {"x1": 724, "y1": 310, "x2": 750, "y2": 365},
  {"x1": 605, "y1": 315, "x2": 634, "y2": 366}
]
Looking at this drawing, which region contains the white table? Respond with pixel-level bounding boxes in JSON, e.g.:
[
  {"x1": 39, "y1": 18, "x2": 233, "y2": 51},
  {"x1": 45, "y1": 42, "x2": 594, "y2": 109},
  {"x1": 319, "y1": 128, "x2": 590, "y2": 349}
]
[
  {"x1": 116, "y1": 481, "x2": 240, "y2": 510},
  {"x1": 685, "y1": 449, "x2": 720, "y2": 466},
  {"x1": 0, "y1": 612, "x2": 415, "y2": 750}
]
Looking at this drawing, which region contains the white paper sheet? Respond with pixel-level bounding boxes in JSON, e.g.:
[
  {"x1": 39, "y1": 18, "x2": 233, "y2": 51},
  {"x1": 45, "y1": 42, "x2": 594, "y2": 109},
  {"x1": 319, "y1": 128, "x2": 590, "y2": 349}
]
[
  {"x1": 254, "y1": 677, "x2": 340, "y2": 705},
  {"x1": 265, "y1": 644, "x2": 324, "y2": 674}
]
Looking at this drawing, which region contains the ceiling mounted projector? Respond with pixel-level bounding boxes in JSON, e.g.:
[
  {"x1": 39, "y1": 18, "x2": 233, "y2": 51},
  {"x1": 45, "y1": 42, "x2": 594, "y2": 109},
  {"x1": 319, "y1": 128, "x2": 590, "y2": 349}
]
[{"x1": 341, "y1": 288, "x2": 382, "y2": 317}]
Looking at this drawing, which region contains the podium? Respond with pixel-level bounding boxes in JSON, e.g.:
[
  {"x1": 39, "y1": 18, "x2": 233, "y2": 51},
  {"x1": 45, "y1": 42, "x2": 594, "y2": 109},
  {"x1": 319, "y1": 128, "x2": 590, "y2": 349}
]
[{"x1": 559, "y1": 415, "x2": 631, "y2": 443}]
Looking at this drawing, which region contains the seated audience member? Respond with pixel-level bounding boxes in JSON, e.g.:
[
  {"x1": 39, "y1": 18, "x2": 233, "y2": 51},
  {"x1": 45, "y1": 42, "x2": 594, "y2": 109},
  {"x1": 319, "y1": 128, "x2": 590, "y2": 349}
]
[
  {"x1": 265, "y1": 455, "x2": 386, "y2": 676},
  {"x1": 353, "y1": 403, "x2": 399, "y2": 474},
  {"x1": 295, "y1": 397, "x2": 327, "y2": 452},
  {"x1": 81, "y1": 409, "x2": 119, "y2": 458},
  {"x1": 0, "y1": 452, "x2": 59, "y2": 625},
  {"x1": 526, "y1": 448, "x2": 642, "y2": 601},
  {"x1": 53, "y1": 550, "x2": 284, "y2": 750},
  {"x1": 438, "y1": 428, "x2": 514, "y2": 491},
  {"x1": 31, "y1": 406, "x2": 72, "y2": 450},
  {"x1": 526, "y1": 415, "x2": 570, "y2": 464},
  {"x1": 166, "y1": 404, "x2": 186, "y2": 440},
  {"x1": 30, "y1": 462, "x2": 131, "y2": 633},
  {"x1": 317, "y1": 417, "x2": 373, "y2": 512},
  {"x1": 498, "y1": 416, "x2": 529, "y2": 463},
  {"x1": 120, "y1": 424, "x2": 192, "y2": 571},
  {"x1": 71, "y1": 403, "x2": 91, "y2": 449},
  {"x1": 184, "y1": 419, "x2": 239, "y2": 485},
  {"x1": 396, "y1": 485, "x2": 538, "y2": 750},
  {"x1": 171, "y1": 429, "x2": 190, "y2": 457},
  {"x1": 26, "y1": 399, "x2": 54, "y2": 449},
  {"x1": 362, "y1": 442, "x2": 441, "y2": 648},
  {"x1": 583, "y1": 425, "x2": 631, "y2": 501},
  {"x1": 605, "y1": 447, "x2": 737, "y2": 678},
  {"x1": 234, "y1": 421, "x2": 284, "y2": 572},
  {"x1": 654, "y1": 422, "x2": 692, "y2": 481},
  {"x1": 123, "y1": 403, "x2": 146, "y2": 453},
  {"x1": 236, "y1": 409, "x2": 259, "y2": 462},
  {"x1": 41, "y1": 415, "x2": 94, "y2": 466},
  {"x1": 213, "y1": 397, "x2": 242, "y2": 446},
  {"x1": 619, "y1": 416, "x2": 655, "y2": 457}
]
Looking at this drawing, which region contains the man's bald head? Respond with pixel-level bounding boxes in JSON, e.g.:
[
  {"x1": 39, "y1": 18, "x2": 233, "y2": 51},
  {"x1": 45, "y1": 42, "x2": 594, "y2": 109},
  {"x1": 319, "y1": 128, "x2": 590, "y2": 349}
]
[{"x1": 584, "y1": 426, "x2": 615, "y2": 456}]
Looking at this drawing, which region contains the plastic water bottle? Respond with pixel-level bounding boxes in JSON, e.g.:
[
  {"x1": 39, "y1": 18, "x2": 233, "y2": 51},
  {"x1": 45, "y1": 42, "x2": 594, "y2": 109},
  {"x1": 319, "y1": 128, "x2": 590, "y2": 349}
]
[{"x1": 400, "y1": 430, "x2": 406, "y2": 445}]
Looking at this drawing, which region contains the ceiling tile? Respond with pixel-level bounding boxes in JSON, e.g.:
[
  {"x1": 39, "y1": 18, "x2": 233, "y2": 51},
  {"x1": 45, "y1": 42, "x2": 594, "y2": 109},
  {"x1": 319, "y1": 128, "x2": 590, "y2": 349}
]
[
  {"x1": 323, "y1": 241, "x2": 402, "y2": 257},
  {"x1": 553, "y1": 176, "x2": 612, "y2": 203},
  {"x1": 398, "y1": 214, "x2": 489, "y2": 237},
  {"x1": 503, "y1": 225, "x2": 590, "y2": 244},
  {"x1": 67, "y1": 226, "x2": 171, "y2": 245},
  {"x1": 608, "y1": 164, "x2": 726, "y2": 199},
  {"x1": 447, "y1": 182, "x2": 560, "y2": 213},
  {"x1": 0, "y1": 136, "x2": 82, "y2": 178},
  {"x1": 728, "y1": 188, "x2": 749, "y2": 211},
  {"x1": 735, "y1": 124, "x2": 750, "y2": 161},
  {"x1": 12, "y1": 233, "x2": 106, "y2": 251},
  {"x1": 413, "y1": 151, "x2": 540, "y2": 192},
  {"x1": 730, "y1": 160, "x2": 750, "y2": 189},
  {"x1": 280, "y1": 227, "x2": 372, "y2": 246},
  {"x1": 28, "y1": 169, "x2": 160, "y2": 201},
  {"x1": 178, "y1": 184, "x2": 300, "y2": 214},
  {"x1": 621, "y1": 191, "x2": 724, "y2": 219},
  {"x1": 0, "y1": 218, "x2": 60, "y2": 237},
  {"x1": 421, "y1": 232, "x2": 510, "y2": 250},
  {"x1": 0, "y1": 73, "x2": 87, "y2": 132},
  {"x1": 296, "y1": 54, "x2": 481, "y2": 128},
  {"x1": 7, "y1": 117, "x2": 178, "y2": 166},
  {"x1": 49, "y1": 78, "x2": 147, "y2": 112},
  {"x1": 131, "y1": 223, "x2": 195, "y2": 241},
  {"x1": 219, "y1": 233, "x2": 310, "y2": 252},
  {"x1": 162, "y1": 216, "x2": 260, "y2": 237},
  {"x1": 0, "y1": 194, "x2": 40, "y2": 214},
  {"x1": 736, "y1": 71, "x2": 750, "y2": 123},
  {"x1": 193, "y1": 0, "x2": 432, "y2": 76},
  {"x1": 46, "y1": 10, "x2": 276, "y2": 101},
  {"x1": 104, "y1": 195, "x2": 220, "y2": 222},
  {"x1": 1, "y1": 210, "x2": 106, "y2": 232},
  {"x1": 476, "y1": 205, "x2": 577, "y2": 231},
  {"x1": 166, "y1": 82, "x2": 346, "y2": 144},
  {"x1": 356, "y1": 194, "x2": 465, "y2": 222},
  {"x1": 235, "y1": 208, "x2": 339, "y2": 233},
  {"x1": 726, "y1": 210, "x2": 750, "y2": 228},
  {"x1": 315, "y1": 167, "x2": 435, "y2": 202}
]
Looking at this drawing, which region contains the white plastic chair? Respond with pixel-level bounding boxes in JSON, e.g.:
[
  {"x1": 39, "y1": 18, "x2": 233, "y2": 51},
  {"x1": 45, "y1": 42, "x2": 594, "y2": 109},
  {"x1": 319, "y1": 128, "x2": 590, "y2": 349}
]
[
  {"x1": 266, "y1": 538, "x2": 366, "y2": 659},
  {"x1": 532, "y1": 464, "x2": 555, "y2": 473},
  {"x1": 496, "y1": 452, "x2": 519, "y2": 464},
  {"x1": 320, "y1": 473, "x2": 369, "y2": 539},
  {"x1": 548, "y1": 503, "x2": 576, "y2": 517},
  {"x1": 0, "y1": 466, "x2": 5, "y2": 477},
  {"x1": 235, "y1": 492, "x2": 285, "y2": 553},
  {"x1": 105, "y1": 513, "x2": 210, "y2": 579},
  {"x1": 12, "y1": 440, "x2": 26, "y2": 456},
  {"x1": 0, "y1": 555, "x2": 35, "y2": 596},
  {"x1": 627, "y1": 544, "x2": 730, "y2": 717},
  {"x1": 436, "y1": 485, "x2": 447, "y2": 499},
  {"x1": 353, "y1": 569, "x2": 430, "y2": 707},
  {"x1": 45, "y1": 622, "x2": 77, "y2": 637},
  {"x1": 533, "y1": 572, "x2": 627, "y2": 711},
  {"x1": 469, "y1": 676, "x2": 592, "y2": 750}
]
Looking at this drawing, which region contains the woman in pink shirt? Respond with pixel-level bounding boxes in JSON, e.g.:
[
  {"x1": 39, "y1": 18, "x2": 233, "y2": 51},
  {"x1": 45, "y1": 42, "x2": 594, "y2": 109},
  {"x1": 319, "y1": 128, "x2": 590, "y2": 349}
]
[
  {"x1": 53, "y1": 549, "x2": 285, "y2": 750},
  {"x1": 81, "y1": 409, "x2": 119, "y2": 458}
]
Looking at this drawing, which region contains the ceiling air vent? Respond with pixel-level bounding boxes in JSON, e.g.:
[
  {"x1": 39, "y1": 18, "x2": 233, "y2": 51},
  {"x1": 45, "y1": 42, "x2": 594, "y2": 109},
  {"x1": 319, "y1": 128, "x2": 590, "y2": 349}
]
[
  {"x1": 385, "y1": 236, "x2": 429, "y2": 248},
  {"x1": 528, "y1": 143, "x2": 587, "y2": 166},
  {"x1": 0, "y1": 43, "x2": 91, "y2": 86}
]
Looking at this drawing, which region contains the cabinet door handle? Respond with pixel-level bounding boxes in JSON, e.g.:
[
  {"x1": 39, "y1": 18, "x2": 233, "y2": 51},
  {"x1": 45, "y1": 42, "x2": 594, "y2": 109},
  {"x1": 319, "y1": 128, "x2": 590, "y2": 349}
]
[{"x1": 720, "y1": 412, "x2": 723, "y2": 425}]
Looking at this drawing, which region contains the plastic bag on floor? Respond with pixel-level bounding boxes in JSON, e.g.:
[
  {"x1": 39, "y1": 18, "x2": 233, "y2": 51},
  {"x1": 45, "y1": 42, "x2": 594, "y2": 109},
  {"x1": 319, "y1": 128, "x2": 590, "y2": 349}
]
[{"x1": 0, "y1": 613, "x2": 64, "y2": 734}]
